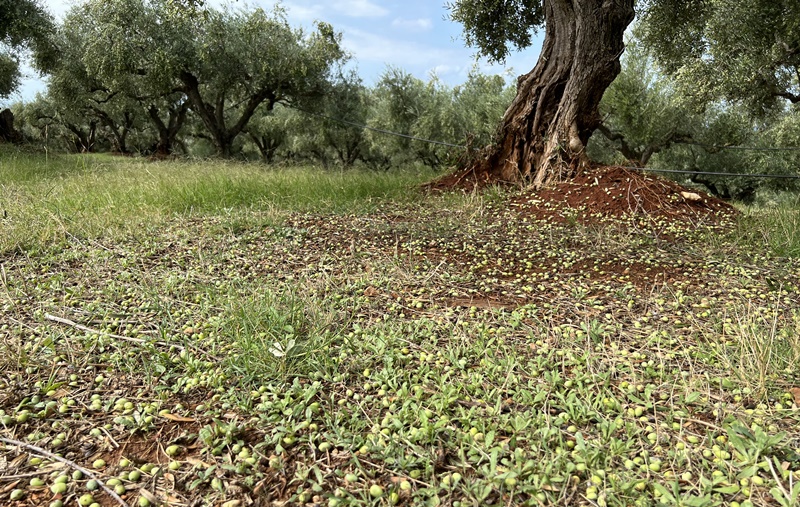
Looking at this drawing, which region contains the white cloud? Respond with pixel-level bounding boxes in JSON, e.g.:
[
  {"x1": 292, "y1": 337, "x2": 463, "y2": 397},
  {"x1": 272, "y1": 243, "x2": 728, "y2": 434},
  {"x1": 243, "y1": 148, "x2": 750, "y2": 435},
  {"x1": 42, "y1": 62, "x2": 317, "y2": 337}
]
[
  {"x1": 391, "y1": 18, "x2": 433, "y2": 32},
  {"x1": 337, "y1": 26, "x2": 533, "y2": 86},
  {"x1": 331, "y1": 0, "x2": 388, "y2": 18},
  {"x1": 428, "y1": 64, "x2": 462, "y2": 79},
  {"x1": 282, "y1": 2, "x2": 326, "y2": 23},
  {"x1": 342, "y1": 28, "x2": 456, "y2": 67}
]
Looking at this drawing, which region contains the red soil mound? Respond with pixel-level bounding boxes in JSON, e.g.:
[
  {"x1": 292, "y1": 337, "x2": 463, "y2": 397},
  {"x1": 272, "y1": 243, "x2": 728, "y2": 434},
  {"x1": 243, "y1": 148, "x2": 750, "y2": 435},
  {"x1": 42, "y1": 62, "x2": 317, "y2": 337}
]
[
  {"x1": 431, "y1": 164, "x2": 738, "y2": 225},
  {"x1": 516, "y1": 165, "x2": 737, "y2": 223}
]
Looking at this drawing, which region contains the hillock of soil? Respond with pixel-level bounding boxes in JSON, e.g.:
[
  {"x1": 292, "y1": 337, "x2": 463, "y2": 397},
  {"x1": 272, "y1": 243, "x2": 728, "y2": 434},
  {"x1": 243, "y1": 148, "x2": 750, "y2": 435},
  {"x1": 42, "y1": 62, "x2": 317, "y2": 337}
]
[{"x1": 429, "y1": 164, "x2": 738, "y2": 226}]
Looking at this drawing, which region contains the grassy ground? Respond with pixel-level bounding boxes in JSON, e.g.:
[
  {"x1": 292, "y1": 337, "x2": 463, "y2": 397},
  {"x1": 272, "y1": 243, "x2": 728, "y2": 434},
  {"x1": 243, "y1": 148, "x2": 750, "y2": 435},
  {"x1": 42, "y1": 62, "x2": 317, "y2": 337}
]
[{"x1": 1, "y1": 150, "x2": 799, "y2": 507}]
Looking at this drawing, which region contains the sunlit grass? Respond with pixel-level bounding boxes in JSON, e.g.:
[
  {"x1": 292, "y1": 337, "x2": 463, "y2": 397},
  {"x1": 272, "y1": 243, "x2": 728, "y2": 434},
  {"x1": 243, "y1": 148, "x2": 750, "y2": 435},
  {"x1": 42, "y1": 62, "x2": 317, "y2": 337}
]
[
  {"x1": 705, "y1": 303, "x2": 800, "y2": 399},
  {"x1": 0, "y1": 151, "x2": 438, "y2": 253},
  {"x1": 737, "y1": 206, "x2": 800, "y2": 258}
]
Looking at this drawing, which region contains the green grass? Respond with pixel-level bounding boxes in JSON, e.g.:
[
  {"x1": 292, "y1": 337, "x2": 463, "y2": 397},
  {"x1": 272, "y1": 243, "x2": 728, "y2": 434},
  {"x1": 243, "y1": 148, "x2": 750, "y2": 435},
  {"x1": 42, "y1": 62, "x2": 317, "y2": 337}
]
[
  {"x1": 705, "y1": 303, "x2": 800, "y2": 399},
  {"x1": 735, "y1": 205, "x2": 800, "y2": 258},
  {"x1": 224, "y1": 288, "x2": 341, "y2": 381},
  {"x1": 0, "y1": 151, "x2": 436, "y2": 253},
  {"x1": 1, "y1": 149, "x2": 799, "y2": 507}
]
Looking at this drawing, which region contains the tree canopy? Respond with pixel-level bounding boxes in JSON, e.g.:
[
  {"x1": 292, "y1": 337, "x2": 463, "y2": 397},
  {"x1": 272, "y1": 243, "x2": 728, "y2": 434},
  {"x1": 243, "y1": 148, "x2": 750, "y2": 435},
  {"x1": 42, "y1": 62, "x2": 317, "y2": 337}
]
[
  {"x1": 639, "y1": 0, "x2": 800, "y2": 113},
  {"x1": 46, "y1": 0, "x2": 346, "y2": 156},
  {"x1": 0, "y1": 0, "x2": 54, "y2": 98},
  {"x1": 448, "y1": 0, "x2": 800, "y2": 115},
  {"x1": 445, "y1": 0, "x2": 544, "y2": 63}
]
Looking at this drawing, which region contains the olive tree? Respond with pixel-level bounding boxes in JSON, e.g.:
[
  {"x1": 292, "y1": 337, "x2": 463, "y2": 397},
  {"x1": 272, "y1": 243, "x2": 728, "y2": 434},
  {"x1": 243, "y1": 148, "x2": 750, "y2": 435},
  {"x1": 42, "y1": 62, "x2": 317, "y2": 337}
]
[
  {"x1": 369, "y1": 68, "x2": 461, "y2": 169},
  {"x1": 44, "y1": 13, "x2": 146, "y2": 154},
  {"x1": 639, "y1": 0, "x2": 800, "y2": 114},
  {"x1": 447, "y1": 0, "x2": 635, "y2": 187},
  {"x1": 272, "y1": 70, "x2": 371, "y2": 168},
  {"x1": 21, "y1": 93, "x2": 103, "y2": 152},
  {"x1": 246, "y1": 104, "x2": 295, "y2": 164},
  {"x1": 0, "y1": 0, "x2": 55, "y2": 142},
  {"x1": 450, "y1": 69, "x2": 515, "y2": 150},
  {"x1": 447, "y1": 0, "x2": 800, "y2": 187},
  {"x1": 0, "y1": 0, "x2": 54, "y2": 98},
  {"x1": 177, "y1": 7, "x2": 345, "y2": 157},
  {"x1": 68, "y1": 0, "x2": 345, "y2": 157}
]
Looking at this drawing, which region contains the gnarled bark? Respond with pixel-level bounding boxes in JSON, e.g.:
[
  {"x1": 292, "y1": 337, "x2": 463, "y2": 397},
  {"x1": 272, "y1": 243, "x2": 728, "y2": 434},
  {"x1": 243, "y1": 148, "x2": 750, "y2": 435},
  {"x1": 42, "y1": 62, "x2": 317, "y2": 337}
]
[
  {"x1": 0, "y1": 109, "x2": 23, "y2": 144},
  {"x1": 467, "y1": 0, "x2": 635, "y2": 187},
  {"x1": 179, "y1": 71, "x2": 276, "y2": 158},
  {"x1": 148, "y1": 101, "x2": 190, "y2": 156}
]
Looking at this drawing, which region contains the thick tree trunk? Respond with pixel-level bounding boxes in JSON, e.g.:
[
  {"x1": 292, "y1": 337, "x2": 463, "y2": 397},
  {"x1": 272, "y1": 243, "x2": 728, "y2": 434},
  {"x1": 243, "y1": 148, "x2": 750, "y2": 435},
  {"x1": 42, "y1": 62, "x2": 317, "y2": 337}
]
[
  {"x1": 179, "y1": 71, "x2": 275, "y2": 158},
  {"x1": 469, "y1": 0, "x2": 635, "y2": 187},
  {"x1": 0, "y1": 109, "x2": 24, "y2": 144},
  {"x1": 148, "y1": 101, "x2": 189, "y2": 156}
]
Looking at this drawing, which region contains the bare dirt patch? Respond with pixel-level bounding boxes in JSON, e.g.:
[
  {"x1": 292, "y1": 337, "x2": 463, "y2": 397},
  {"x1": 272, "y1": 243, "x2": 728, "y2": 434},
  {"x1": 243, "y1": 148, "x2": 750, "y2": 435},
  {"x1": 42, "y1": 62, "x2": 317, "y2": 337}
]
[
  {"x1": 516, "y1": 165, "x2": 736, "y2": 223},
  {"x1": 431, "y1": 164, "x2": 738, "y2": 227}
]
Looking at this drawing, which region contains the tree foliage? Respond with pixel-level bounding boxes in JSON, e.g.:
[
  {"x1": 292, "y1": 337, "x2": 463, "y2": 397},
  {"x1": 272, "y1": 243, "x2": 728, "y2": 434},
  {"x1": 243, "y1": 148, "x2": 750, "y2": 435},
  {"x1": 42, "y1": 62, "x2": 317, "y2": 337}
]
[
  {"x1": 589, "y1": 40, "x2": 698, "y2": 167},
  {"x1": 448, "y1": 0, "x2": 800, "y2": 115},
  {"x1": 639, "y1": 0, "x2": 800, "y2": 113},
  {"x1": 445, "y1": 0, "x2": 544, "y2": 63},
  {"x1": 46, "y1": 0, "x2": 345, "y2": 157},
  {"x1": 0, "y1": 0, "x2": 55, "y2": 97},
  {"x1": 295, "y1": 71, "x2": 372, "y2": 168},
  {"x1": 172, "y1": 6, "x2": 345, "y2": 156},
  {"x1": 590, "y1": 32, "x2": 800, "y2": 202}
]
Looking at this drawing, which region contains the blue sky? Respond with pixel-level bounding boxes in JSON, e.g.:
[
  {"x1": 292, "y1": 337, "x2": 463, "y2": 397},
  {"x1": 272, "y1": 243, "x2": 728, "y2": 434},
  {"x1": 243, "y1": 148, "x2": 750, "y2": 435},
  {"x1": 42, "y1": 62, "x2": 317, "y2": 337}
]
[{"x1": 11, "y1": 0, "x2": 543, "y2": 104}]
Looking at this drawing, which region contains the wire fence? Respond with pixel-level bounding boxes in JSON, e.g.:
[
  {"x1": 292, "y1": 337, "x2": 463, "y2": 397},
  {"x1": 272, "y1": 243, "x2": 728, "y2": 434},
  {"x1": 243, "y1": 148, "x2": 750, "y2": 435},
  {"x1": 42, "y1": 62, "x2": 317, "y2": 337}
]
[
  {"x1": 621, "y1": 166, "x2": 800, "y2": 180},
  {"x1": 686, "y1": 142, "x2": 800, "y2": 152},
  {"x1": 293, "y1": 106, "x2": 800, "y2": 180}
]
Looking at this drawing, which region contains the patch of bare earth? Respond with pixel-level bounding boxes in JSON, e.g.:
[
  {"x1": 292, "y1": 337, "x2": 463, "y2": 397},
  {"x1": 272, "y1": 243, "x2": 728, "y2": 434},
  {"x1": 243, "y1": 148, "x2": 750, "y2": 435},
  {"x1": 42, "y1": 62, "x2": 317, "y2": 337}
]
[{"x1": 512, "y1": 165, "x2": 737, "y2": 225}]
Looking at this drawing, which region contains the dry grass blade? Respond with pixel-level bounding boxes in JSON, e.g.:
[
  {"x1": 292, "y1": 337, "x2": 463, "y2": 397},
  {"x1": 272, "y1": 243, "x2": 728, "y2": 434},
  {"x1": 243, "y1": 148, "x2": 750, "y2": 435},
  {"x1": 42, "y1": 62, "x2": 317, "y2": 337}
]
[
  {"x1": 0, "y1": 437, "x2": 130, "y2": 507},
  {"x1": 44, "y1": 313, "x2": 219, "y2": 362}
]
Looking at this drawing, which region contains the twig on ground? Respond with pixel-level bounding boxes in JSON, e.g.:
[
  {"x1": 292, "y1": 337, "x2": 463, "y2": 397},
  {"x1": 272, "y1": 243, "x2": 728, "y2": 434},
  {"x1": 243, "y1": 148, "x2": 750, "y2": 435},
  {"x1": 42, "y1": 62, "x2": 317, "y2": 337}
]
[
  {"x1": 767, "y1": 458, "x2": 794, "y2": 501},
  {"x1": 685, "y1": 417, "x2": 724, "y2": 433},
  {"x1": 0, "y1": 437, "x2": 130, "y2": 507},
  {"x1": 0, "y1": 470, "x2": 54, "y2": 481},
  {"x1": 0, "y1": 264, "x2": 14, "y2": 308},
  {"x1": 44, "y1": 314, "x2": 218, "y2": 362}
]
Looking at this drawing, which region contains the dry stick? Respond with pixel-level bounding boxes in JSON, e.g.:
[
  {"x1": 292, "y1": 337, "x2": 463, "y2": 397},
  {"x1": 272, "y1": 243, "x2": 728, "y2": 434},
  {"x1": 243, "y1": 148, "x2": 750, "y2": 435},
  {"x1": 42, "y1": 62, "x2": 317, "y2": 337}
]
[
  {"x1": 685, "y1": 417, "x2": 724, "y2": 433},
  {"x1": 0, "y1": 470, "x2": 56, "y2": 481},
  {"x1": 767, "y1": 457, "x2": 793, "y2": 501},
  {"x1": 44, "y1": 314, "x2": 218, "y2": 362},
  {"x1": 0, "y1": 264, "x2": 14, "y2": 307},
  {"x1": 0, "y1": 437, "x2": 130, "y2": 507}
]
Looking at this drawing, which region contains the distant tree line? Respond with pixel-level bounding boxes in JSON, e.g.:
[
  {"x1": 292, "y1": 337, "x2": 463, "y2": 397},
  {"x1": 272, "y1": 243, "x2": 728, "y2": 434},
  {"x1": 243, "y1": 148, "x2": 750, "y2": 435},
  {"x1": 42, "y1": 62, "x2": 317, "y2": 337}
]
[
  {"x1": 1, "y1": 0, "x2": 798, "y2": 202},
  {"x1": 2, "y1": 0, "x2": 515, "y2": 171},
  {"x1": 588, "y1": 36, "x2": 800, "y2": 203}
]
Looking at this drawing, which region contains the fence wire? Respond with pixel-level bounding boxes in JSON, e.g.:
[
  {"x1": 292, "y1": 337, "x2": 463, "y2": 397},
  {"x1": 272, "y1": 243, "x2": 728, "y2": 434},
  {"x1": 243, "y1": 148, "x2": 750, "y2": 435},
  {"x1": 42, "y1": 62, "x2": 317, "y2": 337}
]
[
  {"x1": 293, "y1": 106, "x2": 799, "y2": 180},
  {"x1": 686, "y1": 142, "x2": 800, "y2": 152},
  {"x1": 623, "y1": 166, "x2": 800, "y2": 180}
]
